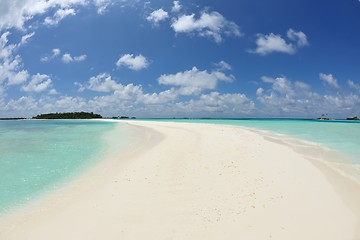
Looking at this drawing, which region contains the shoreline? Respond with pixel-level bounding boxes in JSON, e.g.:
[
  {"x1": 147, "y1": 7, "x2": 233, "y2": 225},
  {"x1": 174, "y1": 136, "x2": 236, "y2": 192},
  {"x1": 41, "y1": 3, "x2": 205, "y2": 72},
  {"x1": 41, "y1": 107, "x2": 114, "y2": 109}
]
[{"x1": 0, "y1": 120, "x2": 359, "y2": 239}]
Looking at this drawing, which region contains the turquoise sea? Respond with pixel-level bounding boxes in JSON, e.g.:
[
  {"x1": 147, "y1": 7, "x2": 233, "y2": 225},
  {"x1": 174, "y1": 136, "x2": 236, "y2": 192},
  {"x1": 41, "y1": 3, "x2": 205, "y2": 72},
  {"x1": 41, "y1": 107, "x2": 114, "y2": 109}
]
[
  {"x1": 0, "y1": 120, "x2": 128, "y2": 215},
  {"x1": 1, "y1": 118, "x2": 359, "y2": 215}
]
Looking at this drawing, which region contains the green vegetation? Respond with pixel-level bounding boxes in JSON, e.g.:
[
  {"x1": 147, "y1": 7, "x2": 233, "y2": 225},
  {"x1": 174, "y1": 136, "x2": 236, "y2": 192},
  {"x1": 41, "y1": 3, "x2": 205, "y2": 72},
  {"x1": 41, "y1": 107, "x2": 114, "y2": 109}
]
[
  {"x1": 33, "y1": 112, "x2": 102, "y2": 119},
  {"x1": 112, "y1": 116, "x2": 136, "y2": 119},
  {"x1": 0, "y1": 118, "x2": 27, "y2": 120}
]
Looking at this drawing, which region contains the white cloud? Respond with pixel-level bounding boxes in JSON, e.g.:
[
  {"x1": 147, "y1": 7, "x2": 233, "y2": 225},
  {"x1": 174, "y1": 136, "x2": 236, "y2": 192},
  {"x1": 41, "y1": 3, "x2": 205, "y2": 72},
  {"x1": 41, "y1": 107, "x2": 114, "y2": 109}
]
[
  {"x1": 41, "y1": 49, "x2": 86, "y2": 63},
  {"x1": 252, "y1": 29, "x2": 308, "y2": 55},
  {"x1": 41, "y1": 48, "x2": 61, "y2": 62},
  {"x1": 7, "y1": 69, "x2": 29, "y2": 86},
  {"x1": 347, "y1": 80, "x2": 360, "y2": 91},
  {"x1": 61, "y1": 53, "x2": 87, "y2": 63},
  {"x1": 171, "y1": 11, "x2": 241, "y2": 43},
  {"x1": 322, "y1": 94, "x2": 360, "y2": 112},
  {"x1": 48, "y1": 96, "x2": 87, "y2": 112},
  {"x1": 44, "y1": 8, "x2": 76, "y2": 26},
  {"x1": 260, "y1": 76, "x2": 311, "y2": 93},
  {"x1": 255, "y1": 75, "x2": 360, "y2": 117},
  {"x1": 158, "y1": 66, "x2": 234, "y2": 95},
  {"x1": 256, "y1": 76, "x2": 317, "y2": 115},
  {"x1": 294, "y1": 81, "x2": 311, "y2": 91},
  {"x1": 0, "y1": 55, "x2": 29, "y2": 86},
  {"x1": 61, "y1": 53, "x2": 73, "y2": 63},
  {"x1": 319, "y1": 73, "x2": 340, "y2": 89},
  {"x1": 141, "y1": 89, "x2": 177, "y2": 105},
  {"x1": 214, "y1": 60, "x2": 232, "y2": 71},
  {"x1": 20, "y1": 32, "x2": 35, "y2": 45},
  {"x1": 21, "y1": 73, "x2": 56, "y2": 93},
  {"x1": 252, "y1": 33, "x2": 295, "y2": 55},
  {"x1": 113, "y1": 83, "x2": 143, "y2": 100},
  {"x1": 74, "y1": 54, "x2": 86, "y2": 61},
  {"x1": 74, "y1": 81, "x2": 85, "y2": 92},
  {"x1": 256, "y1": 88, "x2": 264, "y2": 96},
  {"x1": 87, "y1": 72, "x2": 121, "y2": 92},
  {"x1": 116, "y1": 54, "x2": 149, "y2": 71},
  {"x1": 261, "y1": 76, "x2": 276, "y2": 83},
  {"x1": 93, "y1": 0, "x2": 112, "y2": 14},
  {"x1": 84, "y1": 73, "x2": 146, "y2": 105},
  {"x1": 287, "y1": 29, "x2": 309, "y2": 47},
  {"x1": 0, "y1": 32, "x2": 32, "y2": 87},
  {"x1": 146, "y1": 9, "x2": 169, "y2": 25},
  {"x1": 4, "y1": 96, "x2": 38, "y2": 114},
  {"x1": 0, "y1": 32, "x2": 16, "y2": 60},
  {"x1": 0, "y1": 0, "x2": 87, "y2": 30},
  {"x1": 171, "y1": 1, "x2": 182, "y2": 13},
  {"x1": 52, "y1": 48, "x2": 61, "y2": 56},
  {"x1": 176, "y1": 92, "x2": 255, "y2": 116},
  {"x1": 268, "y1": 77, "x2": 295, "y2": 96}
]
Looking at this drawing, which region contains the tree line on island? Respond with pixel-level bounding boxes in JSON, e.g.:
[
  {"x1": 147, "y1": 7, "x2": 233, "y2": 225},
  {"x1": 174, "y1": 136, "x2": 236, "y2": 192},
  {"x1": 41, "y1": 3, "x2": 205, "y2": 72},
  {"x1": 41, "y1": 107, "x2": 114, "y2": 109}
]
[{"x1": 33, "y1": 112, "x2": 102, "y2": 119}]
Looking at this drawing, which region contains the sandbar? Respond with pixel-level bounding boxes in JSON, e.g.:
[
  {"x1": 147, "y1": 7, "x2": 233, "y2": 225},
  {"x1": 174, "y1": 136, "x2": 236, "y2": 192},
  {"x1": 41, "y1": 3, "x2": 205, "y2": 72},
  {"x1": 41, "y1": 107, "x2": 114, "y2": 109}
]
[{"x1": 0, "y1": 120, "x2": 359, "y2": 239}]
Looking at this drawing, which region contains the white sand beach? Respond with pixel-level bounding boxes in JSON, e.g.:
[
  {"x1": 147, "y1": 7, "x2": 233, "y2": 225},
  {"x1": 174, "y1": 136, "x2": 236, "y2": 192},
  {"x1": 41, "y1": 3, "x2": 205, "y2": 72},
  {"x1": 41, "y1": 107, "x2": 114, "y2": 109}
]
[{"x1": 0, "y1": 120, "x2": 359, "y2": 239}]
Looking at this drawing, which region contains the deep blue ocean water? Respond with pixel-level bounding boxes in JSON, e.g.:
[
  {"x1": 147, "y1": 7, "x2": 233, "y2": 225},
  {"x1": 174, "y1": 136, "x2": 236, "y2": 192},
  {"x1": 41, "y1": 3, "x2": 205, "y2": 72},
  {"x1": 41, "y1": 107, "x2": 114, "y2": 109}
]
[{"x1": 0, "y1": 120, "x2": 121, "y2": 214}]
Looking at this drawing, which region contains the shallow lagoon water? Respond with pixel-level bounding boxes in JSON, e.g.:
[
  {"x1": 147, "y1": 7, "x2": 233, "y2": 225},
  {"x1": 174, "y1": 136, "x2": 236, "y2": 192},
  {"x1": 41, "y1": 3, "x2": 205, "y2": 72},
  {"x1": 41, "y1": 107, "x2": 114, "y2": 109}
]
[
  {"x1": 1, "y1": 118, "x2": 359, "y2": 214},
  {"x1": 0, "y1": 120, "x2": 124, "y2": 214}
]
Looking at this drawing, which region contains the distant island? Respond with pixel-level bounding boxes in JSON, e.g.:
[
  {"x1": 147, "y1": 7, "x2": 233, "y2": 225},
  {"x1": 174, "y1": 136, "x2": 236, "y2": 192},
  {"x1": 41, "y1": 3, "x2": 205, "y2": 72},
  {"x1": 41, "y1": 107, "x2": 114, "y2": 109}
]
[
  {"x1": 0, "y1": 118, "x2": 27, "y2": 120},
  {"x1": 112, "y1": 116, "x2": 136, "y2": 119},
  {"x1": 33, "y1": 112, "x2": 102, "y2": 119}
]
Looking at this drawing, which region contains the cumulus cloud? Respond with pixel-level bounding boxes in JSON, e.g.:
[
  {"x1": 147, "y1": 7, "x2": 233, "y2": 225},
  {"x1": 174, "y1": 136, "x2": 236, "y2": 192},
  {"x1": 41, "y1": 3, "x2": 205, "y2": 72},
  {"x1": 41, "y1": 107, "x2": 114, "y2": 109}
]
[
  {"x1": 52, "y1": 48, "x2": 61, "y2": 56},
  {"x1": 256, "y1": 76, "x2": 320, "y2": 115},
  {"x1": 176, "y1": 92, "x2": 255, "y2": 116},
  {"x1": 93, "y1": 0, "x2": 112, "y2": 14},
  {"x1": 252, "y1": 29, "x2": 308, "y2": 55},
  {"x1": 4, "y1": 96, "x2": 38, "y2": 115},
  {"x1": 287, "y1": 28, "x2": 309, "y2": 47},
  {"x1": 41, "y1": 48, "x2": 61, "y2": 62},
  {"x1": 255, "y1": 75, "x2": 360, "y2": 117},
  {"x1": 41, "y1": 49, "x2": 86, "y2": 63},
  {"x1": 0, "y1": 31, "x2": 34, "y2": 60},
  {"x1": 86, "y1": 72, "x2": 121, "y2": 92},
  {"x1": 61, "y1": 53, "x2": 87, "y2": 63},
  {"x1": 171, "y1": 11, "x2": 241, "y2": 43},
  {"x1": 44, "y1": 8, "x2": 76, "y2": 26},
  {"x1": 146, "y1": 9, "x2": 169, "y2": 25},
  {"x1": 253, "y1": 33, "x2": 295, "y2": 55},
  {"x1": 116, "y1": 54, "x2": 149, "y2": 71},
  {"x1": 158, "y1": 66, "x2": 234, "y2": 95},
  {"x1": 21, "y1": 73, "x2": 56, "y2": 93},
  {"x1": 81, "y1": 73, "x2": 146, "y2": 105},
  {"x1": 261, "y1": 76, "x2": 276, "y2": 83},
  {"x1": 319, "y1": 73, "x2": 340, "y2": 89},
  {"x1": 172, "y1": 1, "x2": 182, "y2": 13},
  {"x1": 141, "y1": 89, "x2": 177, "y2": 105},
  {"x1": 20, "y1": 32, "x2": 35, "y2": 45},
  {"x1": 347, "y1": 80, "x2": 360, "y2": 91},
  {"x1": 0, "y1": 55, "x2": 29, "y2": 86},
  {"x1": 322, "y1": 94, "x2": 360, "y2": 113},
  {"x1": 64, "y1": 65, "x2": 254, "y2": 118},
  {"x1": 0, "y1": 0, "x2": 87, "y2": 30},
  {"x1": 214, "y1": 60, "x2": 232, "y2": 71},
  {"x1": 0, "y1": 31, "x2": 34, "y2": 87}
]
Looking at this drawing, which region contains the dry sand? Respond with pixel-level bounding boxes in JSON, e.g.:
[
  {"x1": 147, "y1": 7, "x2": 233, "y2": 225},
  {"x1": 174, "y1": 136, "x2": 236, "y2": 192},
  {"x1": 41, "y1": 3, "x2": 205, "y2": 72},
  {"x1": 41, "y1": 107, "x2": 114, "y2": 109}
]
[{"x1": 0, "y1": 120, "x2": 359, "y2": 240}]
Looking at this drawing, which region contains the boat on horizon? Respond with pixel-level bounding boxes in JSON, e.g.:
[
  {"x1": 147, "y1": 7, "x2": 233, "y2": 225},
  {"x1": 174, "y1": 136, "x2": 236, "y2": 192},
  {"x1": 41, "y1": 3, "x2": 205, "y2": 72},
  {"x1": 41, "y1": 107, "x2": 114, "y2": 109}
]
[
  {"x1": 316, "y1": 114, "x2": 330, "y2": 120},
  {"x1": 346, "y1": 116, "x2": 359, "y2": 120}
]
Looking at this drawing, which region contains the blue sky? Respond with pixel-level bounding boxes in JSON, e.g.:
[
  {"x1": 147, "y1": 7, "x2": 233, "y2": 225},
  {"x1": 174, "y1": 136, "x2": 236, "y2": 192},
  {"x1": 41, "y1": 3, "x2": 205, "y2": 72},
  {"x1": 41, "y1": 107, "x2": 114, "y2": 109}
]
[{"x1": 1, "y1": 0, "x2": 360, "y2": 118}]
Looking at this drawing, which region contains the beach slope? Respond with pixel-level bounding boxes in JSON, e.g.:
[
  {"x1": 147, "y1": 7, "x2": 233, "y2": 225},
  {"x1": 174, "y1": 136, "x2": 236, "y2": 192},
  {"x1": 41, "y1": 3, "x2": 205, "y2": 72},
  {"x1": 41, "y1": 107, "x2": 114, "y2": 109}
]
[{"x1": 0, "y1": 120, "x2": 359, "y2": 239}]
